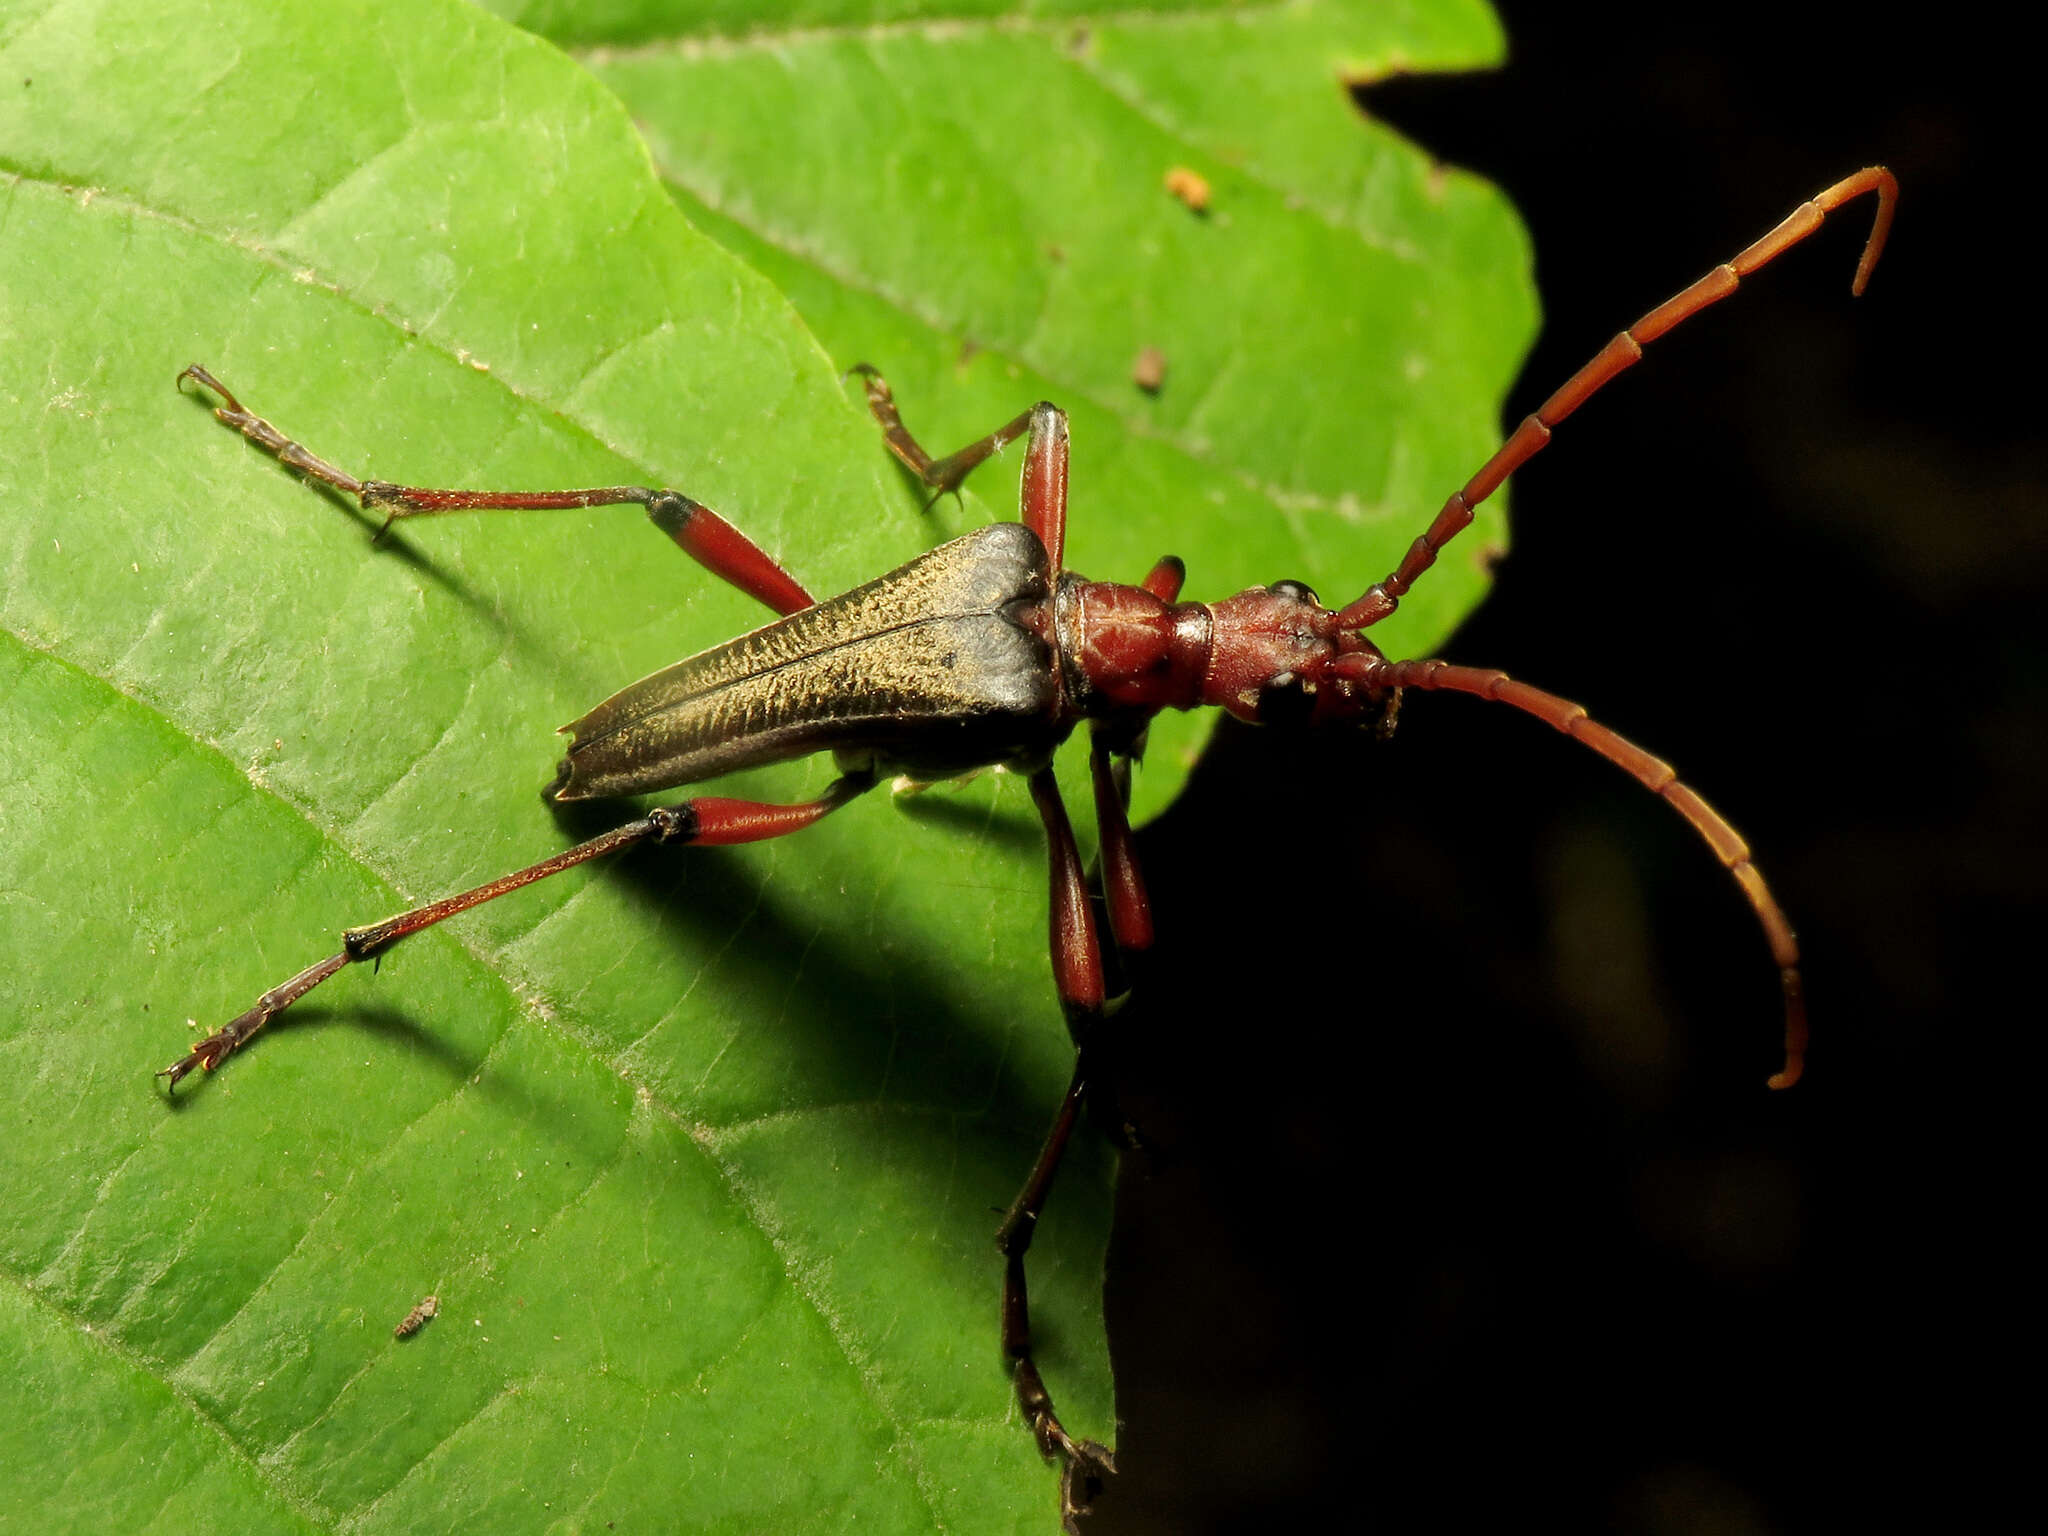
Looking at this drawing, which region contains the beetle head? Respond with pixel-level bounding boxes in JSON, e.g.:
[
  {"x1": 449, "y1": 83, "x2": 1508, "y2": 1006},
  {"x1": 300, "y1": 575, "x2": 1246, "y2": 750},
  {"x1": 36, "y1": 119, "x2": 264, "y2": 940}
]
[{"x1": 1200, "y1": 581, "x2": 1392, "y2": 729}]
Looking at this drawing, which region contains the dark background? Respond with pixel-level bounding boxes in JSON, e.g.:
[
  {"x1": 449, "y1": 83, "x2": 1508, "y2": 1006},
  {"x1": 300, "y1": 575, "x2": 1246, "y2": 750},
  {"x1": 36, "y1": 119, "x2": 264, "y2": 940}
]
[{"x1": 1095, "y1": 8, "x2": 2033, "y2": 1532}]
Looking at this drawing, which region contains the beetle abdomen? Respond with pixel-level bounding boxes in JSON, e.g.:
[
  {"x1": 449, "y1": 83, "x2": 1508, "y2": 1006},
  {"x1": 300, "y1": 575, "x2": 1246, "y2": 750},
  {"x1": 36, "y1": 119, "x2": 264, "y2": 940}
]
[{"x1": 550, "y1": 522, "x2": 1061, "y2": 800}]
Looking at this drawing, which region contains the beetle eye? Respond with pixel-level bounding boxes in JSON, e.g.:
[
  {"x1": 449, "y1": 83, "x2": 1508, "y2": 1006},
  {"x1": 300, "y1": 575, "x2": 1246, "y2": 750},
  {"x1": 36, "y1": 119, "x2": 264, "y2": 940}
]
[{"x1": 1268, "y1": 578, "x2": 1318, "y2": 605}]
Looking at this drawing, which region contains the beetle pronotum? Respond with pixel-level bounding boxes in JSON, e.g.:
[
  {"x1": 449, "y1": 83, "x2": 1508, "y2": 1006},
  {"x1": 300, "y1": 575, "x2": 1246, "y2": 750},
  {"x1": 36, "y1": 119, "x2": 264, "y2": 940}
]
[{"x1": 163, "y1": 167, "x2": 1895, "y2": 1530}]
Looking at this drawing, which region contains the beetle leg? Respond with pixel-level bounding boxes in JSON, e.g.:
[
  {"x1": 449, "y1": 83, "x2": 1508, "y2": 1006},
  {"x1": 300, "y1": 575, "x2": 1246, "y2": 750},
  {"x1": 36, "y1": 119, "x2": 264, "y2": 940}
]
[
  {"x1": 991, "y1": 768, "x2": 1116, "y2": 1527},
  {"x1": 847, "y1": 367, "x2": 1075, "y2": 567},
  {"x1": 1016, "y1": 403, "x2": 1071, "y2": 572},
  {"x1": 156, "y1": 773, "x2": 875, "y2": 1087},
  {"x1": 1089, "y1": 731, "x2": 1154, "y2": 958},
  {"x1": 1141, "y1": 554, "x2": 1186, "y2": 604},
  {"x1": 848, "y1": 365, "x2": 1032, "y2": 501},
  {"x1": 999, "y1": 1060, "x2": 1113, "y2": 1533},
  {"x1": 1083, "y1": 731, "x2": 1157, "y2": 1162},
  {"x1": 176, "y1": 366, "x2": 816, "y2": 615},
  {"x1": 1029, "y1": 767, "x2": 1107, "y2": 1043}
]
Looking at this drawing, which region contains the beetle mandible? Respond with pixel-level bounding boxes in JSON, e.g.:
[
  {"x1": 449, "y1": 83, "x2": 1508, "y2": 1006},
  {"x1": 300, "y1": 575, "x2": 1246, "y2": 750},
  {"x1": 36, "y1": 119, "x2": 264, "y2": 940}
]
[{"x1": 162, "y1": 166, "x2": 1896, "y2": 1529}]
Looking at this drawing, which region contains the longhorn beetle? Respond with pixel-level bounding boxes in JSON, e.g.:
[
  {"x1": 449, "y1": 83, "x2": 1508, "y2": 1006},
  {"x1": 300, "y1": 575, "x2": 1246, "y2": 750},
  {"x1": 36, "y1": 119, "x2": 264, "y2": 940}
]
[{"x1": 162, "y1": 167, "x2": 1896, "y2": 1531}]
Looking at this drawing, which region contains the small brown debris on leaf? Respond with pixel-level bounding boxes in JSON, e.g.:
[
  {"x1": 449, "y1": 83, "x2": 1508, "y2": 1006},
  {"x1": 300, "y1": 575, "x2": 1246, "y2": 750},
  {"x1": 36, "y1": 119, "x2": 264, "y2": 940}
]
[
  {"x1": 393, "y1": 1294, "x2": 439, "y2": 1338},
  {"x1": 1164, "y1": 166, "x2": 1211, "y2": 213},
  {"x1": 1132, "y1": 347, "x2": 1167, "y2": 394}
]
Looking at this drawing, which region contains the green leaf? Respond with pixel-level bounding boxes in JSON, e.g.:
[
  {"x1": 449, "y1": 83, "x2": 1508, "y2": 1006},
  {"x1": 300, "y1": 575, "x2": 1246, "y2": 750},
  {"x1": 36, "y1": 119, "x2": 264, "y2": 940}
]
[{"x1": 0, "y1": 0, "x2": 1532, "y2": 1531}]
